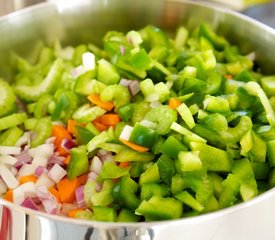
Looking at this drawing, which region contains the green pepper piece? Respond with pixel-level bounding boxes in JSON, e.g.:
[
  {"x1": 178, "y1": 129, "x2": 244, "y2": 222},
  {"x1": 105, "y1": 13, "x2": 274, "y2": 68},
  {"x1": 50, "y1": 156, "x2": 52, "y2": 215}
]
[
  {"x1": 171, "y1": 174, "x2": 188, "y2": 194},
  {"x1": 132, "y1": 102, "x2": 151, "y2": 124},
  {"x1": 99, "y1": 161, "x2": 129, "y2": 180},
  {"x1": 97, "y1": 58, "x2": 120, "y2": 85},
  {"x1": 113, "y1": 175, "x2": 140, "y2": 210},
  {"x1": 267, "y1": 139, "x2": 275, "y2": 167},
  {"x1": 203, "y1": 95, "x2": 230, "y2": 113},
  {"x1": 251, "y1": 162, "x2": 270, "y2": 180},
  {"x1": 100, "y1": 85, "x2": 130, "y2": 109},
  {"x1": 72, "y1": 44, "x2": 87, "y2": 66},
  {"x1": 93, "y1": 206, "x2": 116, "y2": 222},
  {"x1": 235, "y1": 70, "x2": 255, "y2": 82},
  {"x1": 232, "y1": 158, "x2": 258, "y2": 201},
  {"x1": 51, "y1": 93, "x2": 70, "y2": 121},
  {"x1": 117, "y1": 103, "x2": 135, "y2": 122},
  {"x1": 67, "y1": 146, "x2": 89, "y2": 179},
  {"x1": 205, "y1": 70, "x2": 223, "y2": 95},
  {"x1": 30, "y1": 117, "x2": 52, "y2": 148},
  {"x1": 140, "y1": 183, "x2": 170, "y2": 201},
  {"x1": 219, "y1": 174, "x2": 240, "y2": 208},
  {"x1": 190, "y1": 142, "x2": 232, "y2": 172},
  {"x1": 156, "y1": 154, "x2": 176, "y2": 185},
  {"x1": 75, "y1": 125, "x2": 96, "y2": 145},
  {"x1": 74, "y1": 210, "x2": 94, "y2": 220},
  {"x1": 200, "y1": 113, "x2": 228, "y2": 132},
  {"x1": 117, "y1": 209, "x2": 141, "y2": 222},
  {"x1": 129, "y1": 123, "x2": 158, "y2": 148},
  {"x1": 135, "y1": 196, "x2": 183, "y2": 221},
  {"x1": 175, "y1": 191, "x2": 204, "y2": 212},
  {"x1": 261, "y1": 75, "x2": 275, "y2": 97},
  {"x1": 160, "y1": 136, "x2": 188, "y2": 159},
  {"x1": 144, "y1": 106, "x2": 177, "y2": 135},
  {"x1": 176, "y1": 151, "x2": 203, "y2": 172},
  {"x1": 114, "y1": 145, "x2": 154, "y2": 162},
  {"x1": 268, "y1": 169, "x2": 275, "y2": 187},
  {"x1": 139, "y1": 163, "x2": 160, "y2": 185}
]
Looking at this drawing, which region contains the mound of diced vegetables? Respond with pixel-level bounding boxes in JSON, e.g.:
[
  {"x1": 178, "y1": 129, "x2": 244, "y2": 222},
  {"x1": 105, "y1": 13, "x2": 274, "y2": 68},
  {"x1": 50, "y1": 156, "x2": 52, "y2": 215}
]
[{"x1": 1, "y1": 23, "x2": 275, "y2": 222}]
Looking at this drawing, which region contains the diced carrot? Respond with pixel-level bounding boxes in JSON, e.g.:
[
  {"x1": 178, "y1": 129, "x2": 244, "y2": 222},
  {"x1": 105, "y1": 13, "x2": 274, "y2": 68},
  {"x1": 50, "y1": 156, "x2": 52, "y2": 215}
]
[
  {"x1": 64, "y1": 155, "x2": 71, "y2": 165},
  {"x1": 68, "y1": 208, "x2": 84, "y2": 218},
  {"x1": 67, "y1": 119, "x2": 79, "y2": 136},
  {"x1": 3, "y1": 189, "x2": 13, "y2": 202},
  {"x1": 92, "y1": 121, "x2": 108, "y2": 132},
  {"x1": 224, "y1": 74, "x2": 233, "y2": 79},
  {"x1": 169, "y1": 98, "x2": 182, "y2": 110},
  {"x1": 87, "y1": 93, "x2": 115, "y2": 111},
  {"x1": 19, "y1": 175, "x2": 38, "y2": 185},
  {"x1": 48, "y1": 187, "x2": 61, "y2": 203},
  {"x1": 119, "y1": 138, "x2": 149, "y2": 152},
  {"x1": 52, "y1": 124, "x2": 72, "y2": 146},
  {"x1": 57, "y1": 145, "x2": 70, "y2": 157},
  {"x1": 118, "y1": 161, "x2": 131, "y2": 168},
  {"x1": 57, "y1": 174, "x2": 88, "y2": 203},
  {"x1": 94, "y1": 114, "x2": 121, "y2": 127}
]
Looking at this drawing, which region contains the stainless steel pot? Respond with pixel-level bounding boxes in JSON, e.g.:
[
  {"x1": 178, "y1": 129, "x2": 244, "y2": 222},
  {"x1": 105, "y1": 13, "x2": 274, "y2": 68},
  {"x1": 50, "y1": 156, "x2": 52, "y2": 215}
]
[{"x1": 1, "y1": 0, "x2": 275, "y2": 239}]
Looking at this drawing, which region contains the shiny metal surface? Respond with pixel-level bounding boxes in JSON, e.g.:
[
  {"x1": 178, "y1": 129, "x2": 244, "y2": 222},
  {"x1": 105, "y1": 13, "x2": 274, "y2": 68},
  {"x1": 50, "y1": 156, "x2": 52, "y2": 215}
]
[{"x1": 1, "y1": 0, "x2": 275, "y2": 239}]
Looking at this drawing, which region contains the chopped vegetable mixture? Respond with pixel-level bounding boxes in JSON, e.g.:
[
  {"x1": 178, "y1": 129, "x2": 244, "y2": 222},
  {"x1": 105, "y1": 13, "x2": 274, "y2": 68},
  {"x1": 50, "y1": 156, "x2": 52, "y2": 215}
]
[{"x1": 1, "y1": 23, "x2": 275, "y2": 222}]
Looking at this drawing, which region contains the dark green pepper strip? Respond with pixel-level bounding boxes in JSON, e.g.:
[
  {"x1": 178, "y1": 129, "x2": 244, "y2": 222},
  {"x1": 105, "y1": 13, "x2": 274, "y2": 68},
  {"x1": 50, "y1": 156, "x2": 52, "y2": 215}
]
[
  {"x1": 67, "y1": 146, "x2": 89, "y2": 179},
  {"x1": 156, "y1": 153, "x2": 176, "y2": 185},
  {"x1": 129, "y1": 123, "x2": 158, "y2": 148},
  {"x1": 160, "y1": 136, "x2": 188, "y2": 159},
  {"x1": 267, "y1": 139, "x2": 275, "y2": 167},
  {"x1": 135, "y1": 196, "x2": 183, "y2": 221},
  {"x1": 113, "y1": 175, "x2": 140, "y2": 210},
  {"x1": 251, "y1": 162, "x2": 270, "y2": 180},
  {"x1": 15, "y1": 59, "x2": 63, "y2": 102},
  {"x1": 117, "y1": 103, "x2": 135, "y2": 122},
  {"x1": 75, "y1": 125, "x2": 96, "y2": 145},
  {"x1": 199, "y1": 113, "x2": 228, "y2": 132}
]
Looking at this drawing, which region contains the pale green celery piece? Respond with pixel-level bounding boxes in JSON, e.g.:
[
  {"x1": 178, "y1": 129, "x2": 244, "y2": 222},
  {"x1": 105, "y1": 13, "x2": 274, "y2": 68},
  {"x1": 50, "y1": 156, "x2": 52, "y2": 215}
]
[
  {"x1": 174, "y1": 26, "x2": 189, "y2": 49},
  {"x1": 177, "y1": 102, "x2": 196, "y2": 129},
  {"x1": 72, "y1": 104, "x2": 106, "y2": 123},
  {"x1": 177, "y1": 151, "x2": 203, "y2": 172},
  {"x1": 171, "y1": 122, "x2": 207, "y2": 143},
  {"x1": 86, "y1": 129, "x2": 114, "y2": 153}
]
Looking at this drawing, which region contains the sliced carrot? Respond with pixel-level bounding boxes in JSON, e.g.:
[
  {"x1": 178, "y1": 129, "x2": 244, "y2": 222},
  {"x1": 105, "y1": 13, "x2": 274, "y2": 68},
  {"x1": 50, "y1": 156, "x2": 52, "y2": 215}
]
[
  {"x1": 119, "y1": 138, "x2": 149, "y2": 152},
  {"x1": 87, "y1": 93, "x2": 114, "y2": 111},
  {"x1": 48, "y1": 187, "x2": 61, "y2": 203},
  {"x1": 3, "y1": 189, "x2": 13, "y2": 202},
  {"x1": 67, "y1": 119, "x2": 79, "y2": 136},
  {"x1": 169, "y1": 98, "x2": 182, "y2": 110},
  {"x1": 94, "y1": 114, "x2": 121, "y2": 127},
  {"x1": 118, "y1": 161, "x2": 131, "y2": 168},
  {"x1": 52, "y1": 124, "x2": 72, "y2": 146},
  {"x1": 57, "y1": 174, "x2": 88, "y2": 203},
  {"x1": 224, "y1": 74, "x2": 233, "y2": 79},
  {"x1": 92, "y1": 121, "x2": 108, "y2": 132},
  {"x1": 64, "y1": 155, "x2": 71, "y2": 165},
  {"x1": 68, "y1": 208, "x2": 84, "y2": 218},
  {"x1": 57, "y1": 145, "x2": 70, "y2": 157},
  {"x1": 19, "y1": 175, "x2": 38, "y2": 185}
]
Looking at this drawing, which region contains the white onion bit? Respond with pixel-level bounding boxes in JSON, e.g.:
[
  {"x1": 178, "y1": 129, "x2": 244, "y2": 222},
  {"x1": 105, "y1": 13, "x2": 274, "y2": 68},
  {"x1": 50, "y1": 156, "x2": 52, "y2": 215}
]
[
  {"x1": 0, "y1": 155, "x2": 18, "y2": 166},
  {"x1": 0, "y1": 146, "x2": 21, "y2": 155},
  {"x1": 48, "y1": 164, "x2": 67, "y2": 183},
  {"x1": 119, "y1": 125, "x2": 133, "y2": 141},
  {"x1": 0, "y1": 163, "x2": 19, "y2": 189}
]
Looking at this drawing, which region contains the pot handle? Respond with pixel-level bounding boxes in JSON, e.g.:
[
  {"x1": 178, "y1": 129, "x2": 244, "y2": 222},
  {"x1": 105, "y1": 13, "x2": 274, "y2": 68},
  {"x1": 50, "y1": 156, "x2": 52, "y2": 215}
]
[{"x1": 0, "y1": 205, "x2": 26, "y2": 240}]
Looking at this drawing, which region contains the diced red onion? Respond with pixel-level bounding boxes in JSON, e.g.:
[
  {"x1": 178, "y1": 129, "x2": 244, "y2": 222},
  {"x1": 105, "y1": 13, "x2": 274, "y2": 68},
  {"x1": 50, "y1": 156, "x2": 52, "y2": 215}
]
[
  {"x1": 87, "y1": 171, "x2": 98, "y2": 182},
  {"x1": 120, "y1": 45, "x2": 125, "y2": 56},
  {"x1": 128, "y1": 80, "x2": 141, "y2": 96},
  {"x1": 41, "y1": 198, "x2": 61, "y2": 215},
  {"x1": 89, "y1": 156, "x2": 102, "y2": 174},
  {"x1": 28, "y1": 144, "x2": 54, "y2": 159},
  {"x1": 21, "y1": 197, "x2": 39, "y2": 211},
  {"x1": 119, "y1": 125, "x2": 133, "y2": 141},
  {"x1": 17, "y1": 164, "x2": 36, "y2": 177},
  {"x1": 119, "y1": 78, "x2": 132, "y2": 87},
  {"x1": 61, "y1": 139, "x2": 76, "y2": 152},
  {"x1": 60, "y1": 203, "x2": 77, "y2": 216},
  {"x1": 0, "y1": 164, "x2": 19, "y2": 189},
  {"x1": 82, "y1": 52, "x2": 95, "y2": 71},
  {"x1": 36, "y1": 185, "x2": 51, "y2": 201},
  {"x1": 0, "y1": 146, "x2": 21, "y2": 155},
  {"x1": 14, "y1": 150, "x2": 32, "y2": 169},
  {"x1": 15, "y1": 132, "x2": 31, "y2": 147},
  {"x1": 97, "y1": 149, "x2": 109, "y2": 158},
  {"x1": 0, "y1": 178, "x2": 7, "y2": 195},
  {"x1": 101, "y1": 153, "x2": 114, "y2": 163},
  {"x1": 47, "y1": 155, "x2": 66, "y2": 169},
  {"x1": 34, "y1": 166, "x2": 46, "y2": 177},
  {"x1": 71, "y1": 65, "x2": 85, "y2": 78},
  {"x1": 0, "y1": 155, "x2": 18, "y2": 166},
  {"x1": 75, "y1": 185, "x2": 86, "y2": 208},
  {"x1": 48, "y1": 163, "x2": 67, "y2": 183},
  {"x1": 35, "y1": 173, "x2": 55, "y2": 188}
]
